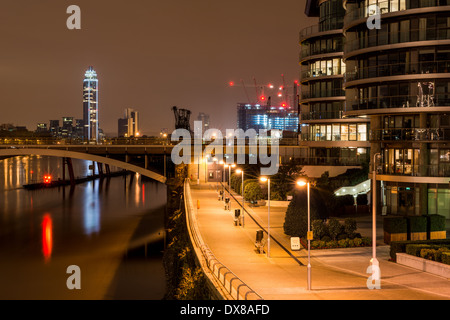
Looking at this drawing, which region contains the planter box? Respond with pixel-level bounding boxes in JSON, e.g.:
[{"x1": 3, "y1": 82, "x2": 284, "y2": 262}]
[
  {"x1": 396, "y1": 253, "x2": 450, "y2": 279},
  {"x1": 409, "y1": 232, "x2": 427, "y2": 241},
  {"x1": 430, "y1": 231, "x2": 447, "y2": 240},
  {"x1": 384, "y1": 231, "x2": 407, "y2": 244}
]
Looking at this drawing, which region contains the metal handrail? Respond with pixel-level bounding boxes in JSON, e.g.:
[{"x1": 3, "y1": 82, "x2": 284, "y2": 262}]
[{"x1": 183, "y1": 180, "x2": 263, "y2": 300}]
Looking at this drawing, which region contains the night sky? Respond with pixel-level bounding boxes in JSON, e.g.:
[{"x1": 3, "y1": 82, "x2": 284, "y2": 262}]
[{"x1": 0, "y1": 0, "x2": 316, "y2": 136}]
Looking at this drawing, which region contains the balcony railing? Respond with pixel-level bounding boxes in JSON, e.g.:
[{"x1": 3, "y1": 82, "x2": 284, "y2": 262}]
[
  {"x1": 378, "y1": 163, "x2": 450, "y2": 177},
  {"x1": 291, "y1": 156, "x2": 368, "y2": 166},
  {"x1": 344, "y1": 0, "x2": 450, "y2": 27},
  {"x1": 301, "y1": 111, "x2": 344, "y2": 121},
  {"x1": 370, "y1": 128, "x2": 449, "y2": 141},
  {"x1": 300, "y1": 42, "x2": 344, "y2": 61},
  {"x1": 345, "y1": 27, "x2": 450, "y2": 53},
  {"x1": 346, "y1": 94, "x2": 450, "y2": 111},
  {"x1": 301, "y1": 88, "x2": 345, "y2": 100},
  {"x1": 345, "y1": 60, "x2": 450, "y2": 82},
  {"x1": 302, "y1": 66, "x2": 345, "y2": 80}
]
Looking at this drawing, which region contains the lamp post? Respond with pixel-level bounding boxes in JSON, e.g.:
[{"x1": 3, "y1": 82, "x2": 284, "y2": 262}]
[
  {"x1": 371, "y1": 153, "x2": 381, "y2": 269},
  {"x1": 228, "y1": 164, "x2": 235, "y2": 198},
  {"x1": 236, "y1": 169, "x2": 245, "y2": 227},
  {"x1": 297, "y1": 179, "x2": 311, "y2": 290},
  {"x1": 260, "y1": 177, "x2": 271, "y2": 258}
]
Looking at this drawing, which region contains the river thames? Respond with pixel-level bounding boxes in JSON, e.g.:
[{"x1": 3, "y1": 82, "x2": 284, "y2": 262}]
[{"x1": 0, "y1": 155, "x2": 167, "y2": 299}]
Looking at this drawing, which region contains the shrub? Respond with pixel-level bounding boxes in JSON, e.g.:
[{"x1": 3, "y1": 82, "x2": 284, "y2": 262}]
[
  {"x1": 434, "y1": 247, "x2": 450, "y2": 262},
  {"x1": 244, "y1": 182, "x2": 263, "y2": 203},
  {"x1": 326, "y1": 240, "x2": 338, "y2": 248},
  {"x1": 420, "y1": 249, "x2": 436, "y2": 260},
  {"x1": 361, "y1": 237, "x2": 372, "y2": 246},
  {"x1": 312, "y1": 219, "x2": 328, "y2": 240},
  {"x1": 383, "y1": 217, "x2": 407, "y2": 234},
  {"x1": 406, "y1": 244, "x2": 431, "y2": 257},
  {"x1": 427, "y1": 214, "x2": 446, "y2": 232},
  {"x1": 353, "y1": 238, "x2": 363, "y2": 246},
  {"x1": 311, "y1": 240, "x2": 320, "y2": 249},
  {"x1": 407, "y1": 216, "x2": 427, "y2": 233},
  {"x1": 348, "y1": 239, "x2": 354, "y2": 247},
  {"x1": 328, "y1": 218, "x2": 343, "y2": 240},
  {"x1": 321, "y1": 235, "x2": 332, "y2": 242},
  {"x1": 442, "y1": 252, "x2": 450, "y2": 265},
  {"x1": 284, "y1": 188, "x2": 320, "y2": 237},
  {"x1": 337, "y1": 233, "x2": 349, "y2": 241},
  {"x1": 344, "y1": 218, "x2": 357, "y2": 235},
  {"x1": 338, "y1": 239, "x2": 349, "y2": 248},
  {"x1": 389, "y1": 239, "x2": 450, "y2": 262}
]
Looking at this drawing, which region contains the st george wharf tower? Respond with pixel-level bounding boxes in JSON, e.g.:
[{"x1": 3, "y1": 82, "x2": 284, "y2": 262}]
[{"x1": 83, "y1": 66, "x2": 99, "y2": 141}]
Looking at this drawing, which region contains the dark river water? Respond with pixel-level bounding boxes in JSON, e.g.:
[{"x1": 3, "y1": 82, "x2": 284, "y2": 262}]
[{"x1": 0, "y1": 155, "x2": 167, "y2": 299}]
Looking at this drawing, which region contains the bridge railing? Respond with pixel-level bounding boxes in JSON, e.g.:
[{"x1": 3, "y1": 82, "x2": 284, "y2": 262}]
[{"x1": 184, "y1": 180, "x2": 263, "y2": 300}]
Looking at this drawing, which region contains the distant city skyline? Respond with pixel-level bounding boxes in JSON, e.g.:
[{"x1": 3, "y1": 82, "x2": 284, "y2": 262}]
[{"x1": 0, "y1": 1, "x2": 316, "y2": 135}]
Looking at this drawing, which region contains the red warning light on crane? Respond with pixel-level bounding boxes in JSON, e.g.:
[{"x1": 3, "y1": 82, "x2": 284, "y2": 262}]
[
  {"x1": 260, "y1": 95, "x2": 266, "y2": 101},
  {"x1": 229, "y1": 81, "x2": 235, "y2": 87}
]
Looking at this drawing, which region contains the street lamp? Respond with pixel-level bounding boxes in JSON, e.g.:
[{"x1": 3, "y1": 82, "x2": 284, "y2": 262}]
[
  {"x1": 236, "y1": 169, "x2": 245, "y2": 227},
  {"x1": 227, "y1": 164, "x2": 236, "y2": 197},
  {"x1": 260, "y1": 176, "x2": 271, "y2": 258},
  {"x1": 371, "y1": 153, "x2": 381, "y2": 271},
  {"x1": 296, "y1": 179, "x2": 311, "y2": 290}
]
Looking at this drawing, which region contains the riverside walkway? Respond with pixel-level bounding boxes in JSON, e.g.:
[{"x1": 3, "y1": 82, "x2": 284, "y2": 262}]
[{"x1": 188, "y1": 181, "x2": 450, "y2": 300}]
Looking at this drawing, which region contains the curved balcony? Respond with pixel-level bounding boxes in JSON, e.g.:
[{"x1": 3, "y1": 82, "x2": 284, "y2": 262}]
[
  {"x1": 345, "y1": 93, "x2": 450, "y2": 114},
  {"x1": 299, "y1": 23, "x2": 343, "y2": 42},
  {"x1": 301, "y1": 110, "x2": 344, "y2": 121},
  {"x1": 301, "y1": 88, "x2": 346, "y2": 102},
  {"x1": 344, "y1": 27, "x2": 450, "y2": 56},
  {"x1": 344, "y1": 0, "x2": 450, "y2": 29},
  {"x1": 301, "y1": 66, "x2": 345, "y2": 83},
  {"x1": 370, "y1": 128, "x2": 449, "y2": 141},
  {"x1": 376, "y1": 163, "x2": 450, "y2": 179},
  {"x1": 345, "y1": 60, "x2": 450, "y2": 83}
]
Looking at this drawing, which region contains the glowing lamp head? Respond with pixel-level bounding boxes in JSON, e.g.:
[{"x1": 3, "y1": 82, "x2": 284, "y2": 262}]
[
  {"x1": 231, "y1": 164, "x2": 236, "y2": 168},
  {"x1": 296, "y1": 180, "x2": 307, "y2": 187},
  {"x1": 260, "y1": 177, "x2": 268, "y2": 183},
  {"x1": 236, "y1": 169, "x2": 243, "y2": 174},
  {"x1": 43, "y1": 175, "x2": 52, "y2": 184}
]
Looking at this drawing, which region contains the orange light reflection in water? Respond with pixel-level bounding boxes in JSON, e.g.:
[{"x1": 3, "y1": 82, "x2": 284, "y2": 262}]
[{"x1": 42, "y1": 214, "x2": 53, "y2": 262}]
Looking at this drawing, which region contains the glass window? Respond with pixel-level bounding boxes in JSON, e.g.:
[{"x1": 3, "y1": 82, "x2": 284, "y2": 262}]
[
  {"x1": 341, "y1": 124, "x2": 349, "y2": 141},
  {"x1": 400, "y1": 20, "x2": 410, "y2": 43},
  {"x1": 390, "y1": 22, "x2": 399, "y2": 43},
  {"x1": 332, "y1": 124, "x2": 340, "y2": 141},
  {"x1": 349, "y1": 124, "x2": 357, "y2": 140},
  {"x1": 358, "y1": 123, "x2": 367, "y2": 141}
]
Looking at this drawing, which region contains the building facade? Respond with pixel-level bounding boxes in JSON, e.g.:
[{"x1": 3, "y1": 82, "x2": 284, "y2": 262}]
[
  {"x1": 237, "y1": 103, "x2": 299, "y2": 133},
  {"x1": 300, "y1": 0, "x2": 371, "y2": 167},
  {"x1": 118, "y1": 108, "x2": 139, "y2": 137},
  {"x1": 83, "y1": 66, "x2": 99, "y2": 141},
  {"x1": 343, "y1": 0, "x2": 450, "y2": 217}
]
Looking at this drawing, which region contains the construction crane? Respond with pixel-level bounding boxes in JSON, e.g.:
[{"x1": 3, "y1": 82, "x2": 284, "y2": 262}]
[{"x1": 172, "y1": 106, "x2": 191, "y2": 132}]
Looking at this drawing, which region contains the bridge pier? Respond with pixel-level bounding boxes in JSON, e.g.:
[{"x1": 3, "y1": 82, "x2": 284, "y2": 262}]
[
  {"x1": 97, "y1": 162, "x2": 104, "y2": 178},
  {"x1": 62, "y1": 157, "x2": 75, "y2": 186}
]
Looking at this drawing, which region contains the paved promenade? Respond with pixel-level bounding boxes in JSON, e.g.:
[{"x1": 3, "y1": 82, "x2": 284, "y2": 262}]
[{"x1": 190, "y1": 182, "x2": 450, "y2": 300}]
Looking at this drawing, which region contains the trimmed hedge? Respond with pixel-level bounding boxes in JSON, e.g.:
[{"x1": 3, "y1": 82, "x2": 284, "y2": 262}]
[
  {"x1": 427, "y1": 214, "x2": 446, "y2": 232},
  {"x1": 442, "y1": 252, "x2": 450, "y2": 265},
  {"x1": 407, "y1": 216, "x2": 427, "y2": 233},
  {"x1": 390, "y1": 239, "x2": 450, "y2": 262},
  {"x1": 383, "y1": 217, "x2": 407, "y2": 234}
]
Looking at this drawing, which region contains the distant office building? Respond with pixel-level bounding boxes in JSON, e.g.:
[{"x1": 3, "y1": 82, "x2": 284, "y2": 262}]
[
  {"x1": 83, "y1": 66, "x2": 99, "y2": 141},
  {"x1": 237, "y1": 103, "x2": 299, "y2": 132},
  {"x1": 61, "y1": 117, "x2": 74, "y2": 138},
  {"x1": 49, "y1": 120, "x2": 60, "y2": 136},
  {"x1": 75, "y1": 119, "x2": 84, "y2": 139},
  {"x1": 36, "y1": 123, "x2": 48, "y2": 133},
  {"x1": 118, "y1": 108, "x2": 139, "y2": 137},
  {"x1": 197, "y1": 112, "x2": 210, "y2": 134}
]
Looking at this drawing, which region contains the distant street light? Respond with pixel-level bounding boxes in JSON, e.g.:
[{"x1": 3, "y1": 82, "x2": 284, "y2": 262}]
[
  {"x1": 296, "y1": 179, "x2": 311, "y2": 290},
  {"x1": 371, "y1": 153, "x2": 381, "y2": 269},
  {"x1": 236, "y1": 169, "x2": 245, "y2": 227},
  {"x1": 260, "y1": 176, "x2": 271, "y2": 258}
]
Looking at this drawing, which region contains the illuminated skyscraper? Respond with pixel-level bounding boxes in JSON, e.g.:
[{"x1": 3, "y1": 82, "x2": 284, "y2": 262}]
[{"x1": 83, "y1": 66, "x2": 99, "y2": 141}]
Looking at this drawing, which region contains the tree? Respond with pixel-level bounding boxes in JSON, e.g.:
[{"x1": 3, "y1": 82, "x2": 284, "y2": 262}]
[
  {"x1": 270, "y1": 159, "x2": 305, "y2": 201},
  {"x1": 283, "y1": 188, "x2": 320, "y2": 238},
  {"x1": 244, "y1": 182, "x2": 263, "y2": 204}
]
